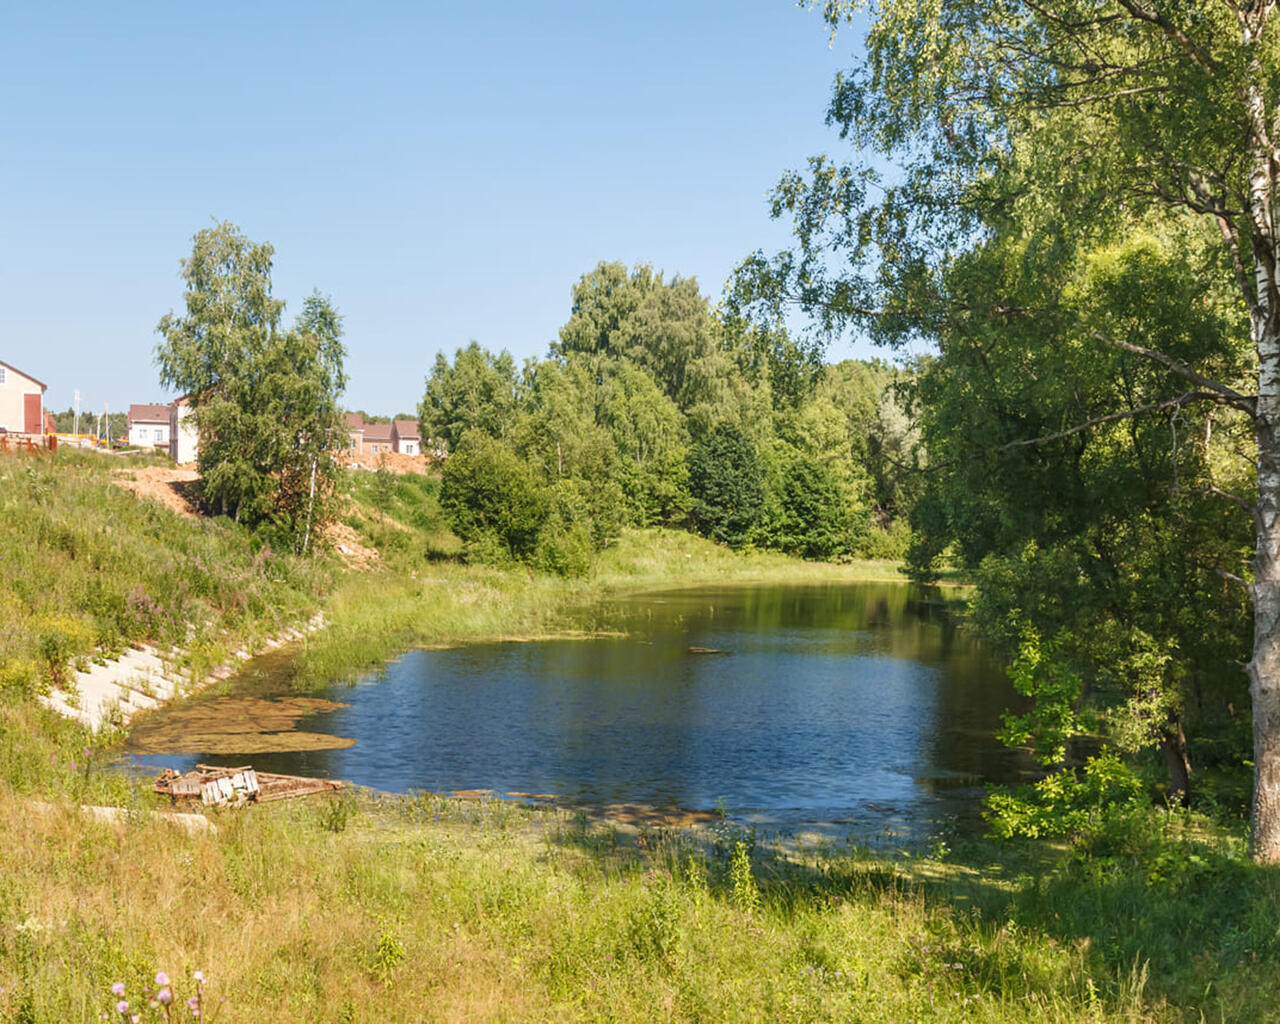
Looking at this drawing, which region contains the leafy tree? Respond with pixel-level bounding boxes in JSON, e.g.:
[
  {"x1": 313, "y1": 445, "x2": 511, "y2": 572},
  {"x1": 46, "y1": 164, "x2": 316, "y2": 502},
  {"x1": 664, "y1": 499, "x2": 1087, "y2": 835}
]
[
  {"x1": 737, "y1": 2, "x2": 1280, "y2": 850},
  {"x1": 688, "y1": 423, "x2": 766, "y2": 547},
  {"x1": 418, "y1": 342, "x2": 521, "y2": 452},
  {"x1": 155, "y1": 222, "x2": 347, "y2": 552},
  {"x1": 439, "y1": 430, "x2": 549, "y2": 562},
  {"x1": 556, "y1": 261, "x2": 750, "y2": 437},
  {"x1": 512, "y1": 357, "x2": 615, "y2": 485},
  {"x1": 594, "y1": 360, "x2": 691, "y2": 525},
  {"x1": 770, "y1": 450, "x2": 861, "y2": 560}
]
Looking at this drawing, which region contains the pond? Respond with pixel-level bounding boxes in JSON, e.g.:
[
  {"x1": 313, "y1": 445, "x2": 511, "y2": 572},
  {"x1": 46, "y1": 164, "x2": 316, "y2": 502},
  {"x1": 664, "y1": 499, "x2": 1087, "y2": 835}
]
[{"x1": 129, "y1": 582, "x2": 1029, "y2": 841}]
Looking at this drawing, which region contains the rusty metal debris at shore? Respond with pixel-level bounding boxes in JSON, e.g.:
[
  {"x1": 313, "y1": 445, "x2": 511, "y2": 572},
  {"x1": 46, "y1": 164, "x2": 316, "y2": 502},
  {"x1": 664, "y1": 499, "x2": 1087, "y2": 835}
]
[{"x1": 154, "y1": 764, "x2": 344, "y2": 807}]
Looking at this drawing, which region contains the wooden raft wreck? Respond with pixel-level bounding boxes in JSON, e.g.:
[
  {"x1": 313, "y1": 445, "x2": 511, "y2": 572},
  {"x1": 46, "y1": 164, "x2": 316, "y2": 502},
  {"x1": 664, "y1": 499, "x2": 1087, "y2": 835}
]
[{"x1": 155, "y1": 764, "x2": 344, "y2": 807}]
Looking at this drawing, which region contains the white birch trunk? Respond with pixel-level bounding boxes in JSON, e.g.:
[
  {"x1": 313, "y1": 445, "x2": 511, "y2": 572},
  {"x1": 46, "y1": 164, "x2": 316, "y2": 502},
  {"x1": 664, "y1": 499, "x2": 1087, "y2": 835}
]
[{"x1": 1244, "y1": 18, "x2": 1280, "y2": 859}]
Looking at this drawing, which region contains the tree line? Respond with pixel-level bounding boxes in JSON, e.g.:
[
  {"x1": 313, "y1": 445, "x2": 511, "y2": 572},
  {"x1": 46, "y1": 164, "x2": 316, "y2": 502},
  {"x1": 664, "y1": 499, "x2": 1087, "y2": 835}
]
[{"x1": 422, "y1": 261, "x2": 917, "y2": 574}]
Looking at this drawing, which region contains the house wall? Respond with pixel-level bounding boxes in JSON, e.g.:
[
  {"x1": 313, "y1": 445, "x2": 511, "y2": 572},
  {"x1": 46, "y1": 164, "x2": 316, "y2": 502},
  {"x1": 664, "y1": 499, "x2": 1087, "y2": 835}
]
[
  {"x1": 398, "y1": 439, "x2": 419, "y2": 456},
  {"x1": 0, "y1": 364, "x2": 44, "y2": 433},
  {"x1": 129, "y1": 422, "x2": 170, "y2": 447},
  {"x1": 169, "y1": 404, "x2": 198, "y2": 463}
]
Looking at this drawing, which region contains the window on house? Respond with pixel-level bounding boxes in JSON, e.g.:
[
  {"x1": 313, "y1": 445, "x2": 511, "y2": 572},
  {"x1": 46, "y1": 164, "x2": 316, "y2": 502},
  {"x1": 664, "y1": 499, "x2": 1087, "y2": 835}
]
[{"x1": 0, "y1": 367, "x2": 6, "y2": 385}]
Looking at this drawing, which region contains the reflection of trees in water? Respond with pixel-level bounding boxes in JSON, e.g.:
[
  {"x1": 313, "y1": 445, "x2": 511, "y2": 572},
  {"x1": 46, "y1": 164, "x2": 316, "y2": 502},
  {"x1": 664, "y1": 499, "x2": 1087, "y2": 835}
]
[{"x1": 142, "y1": 582, "x2": 1026, "y2": 819}]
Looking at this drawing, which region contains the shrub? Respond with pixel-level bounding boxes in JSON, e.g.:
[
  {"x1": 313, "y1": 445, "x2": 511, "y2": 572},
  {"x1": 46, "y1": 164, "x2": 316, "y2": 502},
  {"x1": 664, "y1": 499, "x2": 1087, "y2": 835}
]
[{"x1": 440, "y1": 431, "x2": 549, "y2": 561}]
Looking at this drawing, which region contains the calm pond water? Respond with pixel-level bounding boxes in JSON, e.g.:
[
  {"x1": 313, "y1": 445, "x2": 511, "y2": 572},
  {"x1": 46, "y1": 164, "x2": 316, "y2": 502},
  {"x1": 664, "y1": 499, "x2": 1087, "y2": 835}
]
[{"x1": 131, "y1": 583, "x2": 1029, "y2": 840}]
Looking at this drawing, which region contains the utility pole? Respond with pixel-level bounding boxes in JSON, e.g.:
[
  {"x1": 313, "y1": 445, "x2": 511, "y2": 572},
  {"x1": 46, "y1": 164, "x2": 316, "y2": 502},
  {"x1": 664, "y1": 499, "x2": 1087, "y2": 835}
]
[
  {"x1": 73, "y1": 389, "x2": 80, "y2": 441},
  {"x1": 104, "y1": 402, "x2": 110, "y2": 448}
]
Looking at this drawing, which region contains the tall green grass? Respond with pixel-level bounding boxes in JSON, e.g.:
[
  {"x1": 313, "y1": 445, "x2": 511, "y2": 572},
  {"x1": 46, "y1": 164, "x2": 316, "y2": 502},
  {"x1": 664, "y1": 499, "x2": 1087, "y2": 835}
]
[
  {"x1": 9, "y1": 772, "x2": 1265, "y2": 1023},
  {"x1": 0, "y1": 450, "x2": 330, "y2": 696}
]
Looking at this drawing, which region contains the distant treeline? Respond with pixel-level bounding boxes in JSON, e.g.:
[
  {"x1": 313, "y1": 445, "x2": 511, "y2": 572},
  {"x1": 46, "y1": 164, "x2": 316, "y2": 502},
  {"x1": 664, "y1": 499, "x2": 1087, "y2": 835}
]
[{"x1": 421, "y1": 261, "x2": 919, "y2": 574}]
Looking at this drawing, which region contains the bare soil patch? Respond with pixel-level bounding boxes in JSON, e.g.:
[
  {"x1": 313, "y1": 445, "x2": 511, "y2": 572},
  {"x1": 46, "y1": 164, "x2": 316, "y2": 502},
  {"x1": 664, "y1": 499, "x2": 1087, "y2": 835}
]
[
  {"x1": 339, "y1": 450, "x2": 432, "y2": 475},
  {"x1": 112, "y1": 465, "x2": 201, "y2": 519}
]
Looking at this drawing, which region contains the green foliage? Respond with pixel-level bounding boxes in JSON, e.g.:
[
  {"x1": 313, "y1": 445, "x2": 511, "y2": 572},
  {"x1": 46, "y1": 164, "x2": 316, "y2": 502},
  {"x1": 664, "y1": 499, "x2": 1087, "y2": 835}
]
[
  {"x1": 688, "y1": 423, "x2": 765, "y2": 548},
  {"x1": 418, "y1": 341, "x2": 521, "y2": 451},
  {"x1": 985, "y1": 752, "x2": 1147, "y2": 844},
  {"x1": 0, "y1": 452, "x2": 328, "y2": 699},
  {"x1": 766, "y1": 450, "x2": 862, "y2": 560},
  {"x1": 34, "y1": 614, "x2": 94, "y2": 690},
  {"x1": 728, "y1": 841, "x2": 761, "y2": 914},
  {"x1": 423, "y1": 263, "x2": 914, "y2": 574},
  {"x1": 998, "y1": 625, "x2": 1085, "y2": 768},
  {"x1": 440, "y1": 431, "x2": 549, "y2": 562},
  {"x1": 155, "y1": 222, "x2": 348, "y2": 553}
]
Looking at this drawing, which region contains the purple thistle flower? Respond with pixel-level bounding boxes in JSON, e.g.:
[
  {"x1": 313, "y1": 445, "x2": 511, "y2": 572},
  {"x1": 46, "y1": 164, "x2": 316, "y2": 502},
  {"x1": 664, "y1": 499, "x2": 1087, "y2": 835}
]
[
  {"x1": 116, "y1": 1000, "x2": 129, "y2": 1015},
  {"x1": 110, "y1": 983, "x2": 125, "y2": 997},
  {"x1": 157, "y1": 987, "x2": 172, "y2": 1005},
  {"x1": 154, "y1": 972, "x2": 169, "y2": 988}
]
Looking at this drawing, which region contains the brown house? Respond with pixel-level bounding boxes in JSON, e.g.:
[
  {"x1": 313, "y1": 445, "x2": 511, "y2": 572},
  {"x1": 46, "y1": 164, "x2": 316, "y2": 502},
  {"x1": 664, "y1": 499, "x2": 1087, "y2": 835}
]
[{"x1": 362, "y1": 420, "x2": 393, "y2": 454}]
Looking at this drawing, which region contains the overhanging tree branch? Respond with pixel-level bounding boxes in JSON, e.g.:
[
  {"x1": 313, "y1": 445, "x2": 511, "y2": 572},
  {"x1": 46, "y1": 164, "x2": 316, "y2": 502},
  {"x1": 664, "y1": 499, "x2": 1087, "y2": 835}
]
[{"x1": 1092, "y1": 331, "x2": 1257, "y2": 414}]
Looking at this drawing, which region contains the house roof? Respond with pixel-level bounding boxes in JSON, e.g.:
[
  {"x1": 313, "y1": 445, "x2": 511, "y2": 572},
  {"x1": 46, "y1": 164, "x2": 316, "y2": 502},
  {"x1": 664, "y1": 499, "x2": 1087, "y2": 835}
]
[
  {"x1": 362, "y1": 421, "x2": 393, "y2": 441},
  {"x1": 393, "y1": 419, "x2": 420, "y2": 440},
  {"x1": 0, "y1": 359, "x2": 47, "y2": 391},
  {"x1": 129, "y1": 403, "x2": 171, "y2": 424},
  {"x1": 344, "y1": 412, "x2": 365, "y2": 431}
]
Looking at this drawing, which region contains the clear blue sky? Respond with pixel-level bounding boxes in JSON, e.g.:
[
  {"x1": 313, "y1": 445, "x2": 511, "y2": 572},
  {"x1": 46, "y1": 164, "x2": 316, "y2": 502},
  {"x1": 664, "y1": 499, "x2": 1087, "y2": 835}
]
[{"x1": 1, "y1": 1, "x2": 871, "y2": 418}]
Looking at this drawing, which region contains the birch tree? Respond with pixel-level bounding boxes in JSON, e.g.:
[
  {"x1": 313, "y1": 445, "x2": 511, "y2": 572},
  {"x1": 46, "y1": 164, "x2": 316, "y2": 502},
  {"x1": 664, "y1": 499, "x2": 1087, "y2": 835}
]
[
  {"x1": 156, "y1": 222, "x2": 347, "y2": 552},
  {"x1": 737, "y1": 1, "x2": 1280, "y2": 859}
]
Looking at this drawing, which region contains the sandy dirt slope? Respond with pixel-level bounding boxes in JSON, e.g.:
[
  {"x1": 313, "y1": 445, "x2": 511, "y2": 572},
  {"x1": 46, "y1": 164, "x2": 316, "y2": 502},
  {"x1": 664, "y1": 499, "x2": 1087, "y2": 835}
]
[
  {"x1": 111, "y1": 463, "x2": 380, "y2": 568},
  {"x1": 112, "y1": 465, "x2": 200, "y2": 519}
]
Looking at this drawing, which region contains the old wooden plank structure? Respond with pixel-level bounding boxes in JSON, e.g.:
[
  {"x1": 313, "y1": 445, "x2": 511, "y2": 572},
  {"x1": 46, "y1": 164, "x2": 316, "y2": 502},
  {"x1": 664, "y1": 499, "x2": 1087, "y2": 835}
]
[{"x1": 155, "y1": 764, "x2": 344, "y2": 806}]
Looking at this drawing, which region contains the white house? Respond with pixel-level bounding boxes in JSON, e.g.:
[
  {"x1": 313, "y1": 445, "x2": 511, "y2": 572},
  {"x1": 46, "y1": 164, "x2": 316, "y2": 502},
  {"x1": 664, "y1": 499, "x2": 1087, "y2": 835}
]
[
  {"x1": 128, "y1": 404, "x2": 171, "y2": 448},
  {"x1": 0, "y1": 359, "x2": 47, "y2": 434},
  {"x1": 168, "y1": 399, "x2": 198, "y2": 464},
  {"x1": 392, "y1": 419, "x2": 421, "y2": 456}
]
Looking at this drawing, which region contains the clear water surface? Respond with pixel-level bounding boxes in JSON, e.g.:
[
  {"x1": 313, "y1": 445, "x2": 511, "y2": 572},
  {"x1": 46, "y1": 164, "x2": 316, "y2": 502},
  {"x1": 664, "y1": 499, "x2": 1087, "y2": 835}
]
[{"x1": 131, "y1": 583, "x2": 1029, "y2": 840}]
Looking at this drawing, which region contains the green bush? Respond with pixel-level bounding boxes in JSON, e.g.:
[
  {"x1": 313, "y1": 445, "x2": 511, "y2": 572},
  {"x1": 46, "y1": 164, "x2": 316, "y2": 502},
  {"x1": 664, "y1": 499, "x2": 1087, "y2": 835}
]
[
  {"x1": 858, "y1": 518, "x2": 912, "y2": 560},
  {"x1": 440, "y1": 431, "x2": 549, "y2": 561}
]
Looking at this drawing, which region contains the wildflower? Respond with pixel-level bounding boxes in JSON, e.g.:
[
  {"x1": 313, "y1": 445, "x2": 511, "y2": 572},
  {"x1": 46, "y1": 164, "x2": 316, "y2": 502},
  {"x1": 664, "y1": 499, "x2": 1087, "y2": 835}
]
[
  {"x1": 188, "y1": 997, "x2": 199, "y2": 1011},
  {"x1": 116, "y1": 1001, "x2": 129, "y2": 1015},
  {"x1": 157, "y1": 987, "x2": 172, "y2": 1005},
  {"x1": 192, "y1": 971, "x2": 203, "y2": 983},
  {"x1": 154, "y1": 972, "x2": 169, "y2": 988},
  {"x1": 111, "y1": 983, "x2": 125, "y2": 997}
]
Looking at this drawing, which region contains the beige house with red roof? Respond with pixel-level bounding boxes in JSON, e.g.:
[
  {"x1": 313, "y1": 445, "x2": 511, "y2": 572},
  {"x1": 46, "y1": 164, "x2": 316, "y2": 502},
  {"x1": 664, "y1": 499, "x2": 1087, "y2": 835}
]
[
  {"x1": 362, "y1": 420, "x2": 394, "y2": 454},
  {"x1": 345, "y1": 413, "x2": 407, "y2": 455},
  {"x1": 128, "y1": 403, "x2": 171, "y2": 448},
  {"x1": 0, "y1": 359, "x2": 47, "y2": 434}
]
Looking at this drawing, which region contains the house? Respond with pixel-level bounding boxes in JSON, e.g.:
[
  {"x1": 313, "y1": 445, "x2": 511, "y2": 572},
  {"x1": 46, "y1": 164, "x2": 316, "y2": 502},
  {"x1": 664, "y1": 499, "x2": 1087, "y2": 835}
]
[
  {"x1": 344, "y1": 412, "x2": 366, "y2": 452},
  {"x1": 362, "y1": 420, "x2": 394, "y2": 455},
  {"x1": 168, "y1": 398, "x2": 198, "y2": 464},
  {"x1": 128, "y1": 404, "x2": 171, "y2": 448},
  {"x1": 0, "y1": 359, "x2": 47, "y2": 434},
  {"x1": 391, "y1": 419, "x2": 421, "y2": 456}
]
